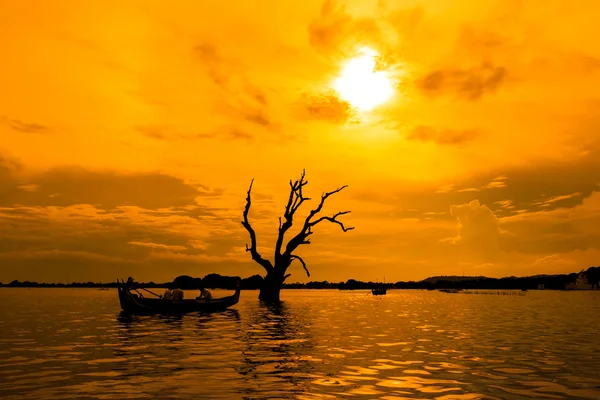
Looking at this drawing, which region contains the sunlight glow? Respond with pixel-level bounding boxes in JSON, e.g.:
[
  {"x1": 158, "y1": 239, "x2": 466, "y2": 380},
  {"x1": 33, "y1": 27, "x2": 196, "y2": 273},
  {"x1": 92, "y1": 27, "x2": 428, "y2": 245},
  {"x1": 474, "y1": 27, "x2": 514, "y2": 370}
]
[{"x1": 333, "y1": 47, "x2": 394, "y2": 112}]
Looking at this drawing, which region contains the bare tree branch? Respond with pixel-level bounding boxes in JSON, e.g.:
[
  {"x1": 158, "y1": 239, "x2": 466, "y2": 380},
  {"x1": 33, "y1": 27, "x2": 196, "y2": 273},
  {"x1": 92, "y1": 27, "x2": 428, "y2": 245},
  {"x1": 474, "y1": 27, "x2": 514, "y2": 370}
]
[
  {"x1": 290, "y1": 254, "x2": 310, "y2": 277},
  {"x1": 309, "y1": 211, "x2": 355, "y2": 231},
  {"x1": 241, "y1": 179, "x2": 273, "y2": 273},
  {"x1": 284, "y1": 185, "x2": 353, "y2": 255},
  {"x1": 274, "y1": 169, "x2": 310, "y2": 260}
]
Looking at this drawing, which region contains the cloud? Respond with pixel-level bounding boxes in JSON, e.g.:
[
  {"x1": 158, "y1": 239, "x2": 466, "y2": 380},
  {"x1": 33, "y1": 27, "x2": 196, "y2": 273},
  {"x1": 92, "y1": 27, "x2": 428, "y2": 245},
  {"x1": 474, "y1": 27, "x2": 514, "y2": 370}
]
[
  {"x1": 532, "y1": 254, "x2": 577, "y2": 268},
  {"x1": 424, "y1": 149, "x2": 600, "y2": 218},
  {"x1": 193, "y1": 42, "x2": 231, "y2": 86},
  {"x1": 295, "y1": 94, "x2": 354, "y2": 124},
  {"x1": 192, "y1": 42, "x2": 279, "y2": 137},
  {"x1": 446, "y1": 200, "x2": 509, "y2": 257},
  {"x1": 128, "y1": 241, "x2": 188, "y2": 252},
  {"x1": 435, "y1": 176, "x2": 507, "y2": 195},
  {"x1": 243, "y1": 110, "x2": 272, "y2": 127},
  {"x1": 501, "y1": 191, "x2": 600, "y2": 255},
  {"x1": 384, "y1": 5, "x2": 424, "y2": 39},
  {"x1": 417, "y1": 63, "x2": 506, "y2": 100},
  {"x1": 455, "y1": 25, "x2": 507, "y2": 59},
  {"x1": 532, "y1": 192, "x2": 582, "y2": 208},
  {"x1": 308, "y1": 0, "x2": 380, "y2": 53},
  {"x1": 134, "y1": 124, "x2": 246, "y2": 142},
  {"x1": 17, "y1": 184, "x2": 39, "y2": 192},
  {"x1": 0, "y1": 201, "x2": 247, "y2": 282},
  {"x1": 483, "y1": 177, "x2": 507, "y2": 189},
  {"x1": 435, "y1": 184, "x2": 455, "y2": 194},
  {"x1": 0, "y1": 158, "x2": 255, "y2": 282},
  {"x1": 406, "y1": 125, "x2": 478, "y2": 145},
  {"x1": 134, "y1": 125, "x2": 174, "y2": 141},
  {"x1": 494, "y1": 200, "x2": 514, "y2": 209},
  {"x1": 0, "y1": 153, "x2": 21, "y2": 181},
  {"x1": 0, "y1": 166, "x2": 205, "y2": 210},
  {"x1": 1, "y1": 116, "x2": 49, "y2": 134},
  {"x1": 219, "y1": 127, "x2": 254, "y2": 141}
]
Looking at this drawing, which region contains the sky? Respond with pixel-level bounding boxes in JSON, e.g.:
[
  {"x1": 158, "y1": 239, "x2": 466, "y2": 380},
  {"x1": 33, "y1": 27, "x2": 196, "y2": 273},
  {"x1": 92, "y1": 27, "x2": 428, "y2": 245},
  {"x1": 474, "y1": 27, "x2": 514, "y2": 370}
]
[{"x1": 1, "y1": 0, "x2": 600, "y2": 283}]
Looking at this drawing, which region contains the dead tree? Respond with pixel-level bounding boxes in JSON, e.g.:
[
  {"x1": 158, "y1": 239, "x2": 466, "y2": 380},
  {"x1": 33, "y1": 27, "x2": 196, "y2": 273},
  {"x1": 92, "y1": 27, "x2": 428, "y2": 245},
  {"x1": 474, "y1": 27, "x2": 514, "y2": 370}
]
[{"x1": 242, "y1": 170, "x2": 354, "y2": 302}]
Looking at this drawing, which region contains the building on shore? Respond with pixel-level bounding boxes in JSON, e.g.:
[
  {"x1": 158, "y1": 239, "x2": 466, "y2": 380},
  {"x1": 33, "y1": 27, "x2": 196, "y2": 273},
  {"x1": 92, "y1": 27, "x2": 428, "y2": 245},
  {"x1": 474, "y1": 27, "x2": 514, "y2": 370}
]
[{"x1": 565, "y1": 270, "x2": 597, "y2": 290}]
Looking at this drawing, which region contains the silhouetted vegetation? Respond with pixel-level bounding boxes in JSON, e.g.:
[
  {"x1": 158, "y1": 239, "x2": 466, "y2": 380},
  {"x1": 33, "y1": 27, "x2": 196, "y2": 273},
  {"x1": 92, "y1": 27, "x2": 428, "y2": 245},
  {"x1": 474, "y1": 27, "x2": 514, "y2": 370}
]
[
  {"x1": 3, "y1": 267, "x2": 598, "y2": 290},
  {"x1": 1, "y1": 274, "x2": 262, "y2": 290},
  {"x1": 242, "y1": 170, "x2": 353, "y2": 302}
]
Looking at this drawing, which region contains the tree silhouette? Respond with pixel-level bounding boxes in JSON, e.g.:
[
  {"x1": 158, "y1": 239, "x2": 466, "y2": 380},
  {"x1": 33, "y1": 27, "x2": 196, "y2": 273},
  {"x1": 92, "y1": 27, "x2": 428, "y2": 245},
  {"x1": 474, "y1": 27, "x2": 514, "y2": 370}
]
[{"x1": 242, "y1": 170, "x2": 353, "y2": 302}]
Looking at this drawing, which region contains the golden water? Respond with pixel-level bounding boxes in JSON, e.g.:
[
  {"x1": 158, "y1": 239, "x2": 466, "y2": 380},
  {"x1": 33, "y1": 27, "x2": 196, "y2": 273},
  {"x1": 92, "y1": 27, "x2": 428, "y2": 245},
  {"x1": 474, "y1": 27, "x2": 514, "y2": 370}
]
[{"x1": 1, "y1": 288, "x2": 599, "y2": 399}]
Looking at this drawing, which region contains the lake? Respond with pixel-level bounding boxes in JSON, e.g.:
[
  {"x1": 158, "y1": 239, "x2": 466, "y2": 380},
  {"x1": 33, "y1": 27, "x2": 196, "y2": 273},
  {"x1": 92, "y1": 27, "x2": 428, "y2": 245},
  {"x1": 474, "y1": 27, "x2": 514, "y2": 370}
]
[{"x1": 1, "y1": 288, "x2": 599, "y2": 399}]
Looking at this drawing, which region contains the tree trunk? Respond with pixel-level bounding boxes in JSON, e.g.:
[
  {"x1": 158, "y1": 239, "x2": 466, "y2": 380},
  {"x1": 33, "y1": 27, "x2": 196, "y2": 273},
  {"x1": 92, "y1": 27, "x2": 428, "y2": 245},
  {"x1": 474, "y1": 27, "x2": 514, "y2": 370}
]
[{"x1": 259, "y1": 272, "x2": 284, "y2": 302}]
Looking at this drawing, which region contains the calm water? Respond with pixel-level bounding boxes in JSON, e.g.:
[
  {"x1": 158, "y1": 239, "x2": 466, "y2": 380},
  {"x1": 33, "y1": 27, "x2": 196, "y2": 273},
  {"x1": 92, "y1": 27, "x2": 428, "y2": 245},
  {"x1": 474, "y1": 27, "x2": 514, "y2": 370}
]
[{"x1": 1, "y1": 289, "x2": 599, "y2": 399}]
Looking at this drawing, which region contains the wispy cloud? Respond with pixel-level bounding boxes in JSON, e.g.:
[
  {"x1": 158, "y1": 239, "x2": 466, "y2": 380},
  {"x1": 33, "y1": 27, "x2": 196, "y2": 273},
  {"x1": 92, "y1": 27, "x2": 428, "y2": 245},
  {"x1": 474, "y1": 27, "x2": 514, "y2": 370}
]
[
  {"x1": 483, "y1": 176, "x2": 508, "y2": 189},
  {"x1": 2, "y1": 116, "x2": 49, "y2": 134},
  {"x1": 532, "y1": 192, "x2": 582, "y2": 207},
  {"x1": 417, "y1": 64, "x2": 506, "y2": 100},
  {"x1": 494, "y1": 200, "x2": 514, "y2": 209},
  {"x1": 439, "y1": 176, "x2": 508, "y2": 194},
  {"x1": 295, "y1": 94, "x2": 354, "y2": 124},
  {"x1": 128, "y1": 241, "x2": 188, "y2": 252},
  {"x1": 406, "y1": 125, "x2": 478, "y2": 145}
]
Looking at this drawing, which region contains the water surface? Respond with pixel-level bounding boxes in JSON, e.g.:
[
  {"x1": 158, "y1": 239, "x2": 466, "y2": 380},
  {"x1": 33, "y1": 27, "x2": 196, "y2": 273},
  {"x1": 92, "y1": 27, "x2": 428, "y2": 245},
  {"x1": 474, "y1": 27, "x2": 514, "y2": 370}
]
[{"x1": 1, "y1": 288, "x2": 599, "y2": 399}]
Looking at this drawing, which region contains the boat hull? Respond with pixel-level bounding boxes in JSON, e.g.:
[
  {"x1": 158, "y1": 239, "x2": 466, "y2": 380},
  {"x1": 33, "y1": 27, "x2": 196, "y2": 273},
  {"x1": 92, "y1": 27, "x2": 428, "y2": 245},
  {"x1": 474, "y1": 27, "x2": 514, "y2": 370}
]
[{"x1": 118, "y1": 285, "x2": 240, "y2": 314}]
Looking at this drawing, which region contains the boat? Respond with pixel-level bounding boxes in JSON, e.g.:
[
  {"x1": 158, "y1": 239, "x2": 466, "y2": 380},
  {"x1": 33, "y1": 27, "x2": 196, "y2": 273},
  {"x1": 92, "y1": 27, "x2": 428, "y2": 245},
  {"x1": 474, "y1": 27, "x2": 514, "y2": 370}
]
[
  {"x1": 438, "y1": 288, "x2": 463, "y2": 294},
  {"x1": 371, "y1": 277, "x2": 387, "y2": 295},
  {"x1": 117, "y1": 279, "x2": 241, "y2": 314},
  {"x1": 372, "y1": 287, "x2": 387, "y2": 295}
]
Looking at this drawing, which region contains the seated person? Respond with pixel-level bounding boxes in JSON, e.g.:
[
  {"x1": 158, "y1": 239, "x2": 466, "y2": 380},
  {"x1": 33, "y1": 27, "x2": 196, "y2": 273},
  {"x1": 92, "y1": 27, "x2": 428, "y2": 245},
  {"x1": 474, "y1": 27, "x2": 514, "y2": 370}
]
[
  {"x1": 171, "y1": 288, "x2": 184, "y2": 301},
  {"x1": 196, "y1": 287, "x2": 213, "y2": 301},
  {"x1": 125, "y1": 276, "x2": 136, "y2": 289},
  {"x1": 162, "y1": 287, "x2": 173, "y2": 300}
]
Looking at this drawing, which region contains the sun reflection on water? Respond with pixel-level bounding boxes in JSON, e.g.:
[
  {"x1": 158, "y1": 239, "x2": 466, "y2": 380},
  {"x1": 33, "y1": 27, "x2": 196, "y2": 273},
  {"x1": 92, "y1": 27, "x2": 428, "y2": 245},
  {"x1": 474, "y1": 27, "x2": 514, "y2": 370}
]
[{"x1": 0, "y1": 289, "x2": 599, "y2": 399}]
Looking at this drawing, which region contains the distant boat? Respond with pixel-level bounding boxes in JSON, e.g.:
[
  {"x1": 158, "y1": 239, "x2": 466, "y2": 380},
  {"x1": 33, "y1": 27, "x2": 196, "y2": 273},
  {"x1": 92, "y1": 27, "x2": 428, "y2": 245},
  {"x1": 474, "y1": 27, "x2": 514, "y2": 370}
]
[
  {"x1": 372, "y1": 277, "x2": 387, "y2": 295},
  {"x1": 566, "y1": 271, "x2": 597, "y2": 290},
  {"x1": 117, "y1": 279, "x2": 240, "y2": 314},
  {"x1": 438, "y1": 288, "x2": 463, "y2": 294},
  {"x1": 372, "y1": 287, "x2": 387, "y2": 295}
]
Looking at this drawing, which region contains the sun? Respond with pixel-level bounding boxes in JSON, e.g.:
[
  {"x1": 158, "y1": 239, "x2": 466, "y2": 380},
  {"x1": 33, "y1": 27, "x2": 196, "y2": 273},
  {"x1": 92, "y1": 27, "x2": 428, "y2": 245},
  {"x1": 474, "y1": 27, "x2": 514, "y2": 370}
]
[{"x1": 333, "y1": 47, "x2": 394, "y2": 112}]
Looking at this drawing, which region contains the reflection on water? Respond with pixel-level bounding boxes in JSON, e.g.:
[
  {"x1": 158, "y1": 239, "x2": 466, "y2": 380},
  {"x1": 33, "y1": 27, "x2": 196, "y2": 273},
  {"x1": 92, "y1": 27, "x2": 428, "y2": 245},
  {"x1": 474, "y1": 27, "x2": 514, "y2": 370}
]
[
  {"x1": 237, "y1": 301, "x2": 314, "y2": 398},
  {"x1": 0, "y1": 288, "x2": 599, "y2": 399}
]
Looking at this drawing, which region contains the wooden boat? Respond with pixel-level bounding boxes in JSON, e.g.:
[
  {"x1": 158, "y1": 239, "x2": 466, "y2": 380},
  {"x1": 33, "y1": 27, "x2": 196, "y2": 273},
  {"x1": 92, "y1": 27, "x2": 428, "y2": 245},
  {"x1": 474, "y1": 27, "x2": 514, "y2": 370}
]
[
  {"x1": 372, "y1": 287, "x2": 387, "y2": 295},
  {"x1": 117, "y1": 279, "x2": 241, "y2": 314}
]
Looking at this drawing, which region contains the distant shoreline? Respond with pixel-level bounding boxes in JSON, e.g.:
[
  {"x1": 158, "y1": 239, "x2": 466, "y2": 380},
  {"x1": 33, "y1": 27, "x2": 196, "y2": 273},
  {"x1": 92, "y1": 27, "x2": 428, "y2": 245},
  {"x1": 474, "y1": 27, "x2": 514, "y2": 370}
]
[
  {"x1": 2, "y1": 267, "x2": 598, "y2": 291},
  {"x1": 1, "y1": 286, "x2": 596, "y2": 292}
]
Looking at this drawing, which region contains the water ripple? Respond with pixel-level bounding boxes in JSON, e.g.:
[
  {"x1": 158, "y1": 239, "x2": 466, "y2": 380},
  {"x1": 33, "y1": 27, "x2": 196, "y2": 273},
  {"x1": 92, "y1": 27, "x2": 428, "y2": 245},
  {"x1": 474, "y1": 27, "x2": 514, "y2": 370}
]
[{"x1": 0, "y1": 288, "x2": 599, "y2": 399}]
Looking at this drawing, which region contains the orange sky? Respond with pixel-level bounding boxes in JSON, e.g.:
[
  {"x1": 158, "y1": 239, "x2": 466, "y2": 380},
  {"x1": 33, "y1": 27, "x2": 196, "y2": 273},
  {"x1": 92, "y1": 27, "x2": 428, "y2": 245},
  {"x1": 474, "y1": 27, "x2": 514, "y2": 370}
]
[{"x1": 2, "y1": 0, "x2": 600, "y2": 283}]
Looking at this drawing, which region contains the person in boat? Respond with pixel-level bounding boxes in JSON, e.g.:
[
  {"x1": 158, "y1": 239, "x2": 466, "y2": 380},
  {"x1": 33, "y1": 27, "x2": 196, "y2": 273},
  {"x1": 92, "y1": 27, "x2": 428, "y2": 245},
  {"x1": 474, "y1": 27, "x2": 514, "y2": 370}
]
[
  {"x1": 124, "y1": 277, "x2": 141, "y2": 298},
  {"x1": 125, "y1": 276, "x2": 135, "y2": 289},
  {"x1": 162, "y1": 286, "x2": 173, "y2": 300},
  {"x1": 171, "y1": 288, "x2": 184, "y2": 301},
  {"x1": 196, "y1": 287, "x2": 213, "y2": 302}
]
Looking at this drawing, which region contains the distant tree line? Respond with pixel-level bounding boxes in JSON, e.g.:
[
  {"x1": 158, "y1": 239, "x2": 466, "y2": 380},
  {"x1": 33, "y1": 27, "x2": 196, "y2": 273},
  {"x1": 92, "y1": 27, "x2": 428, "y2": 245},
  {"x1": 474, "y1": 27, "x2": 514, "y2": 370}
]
[{"x1": 2, "y1": 267, "x2": 598, "y2": 290}]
